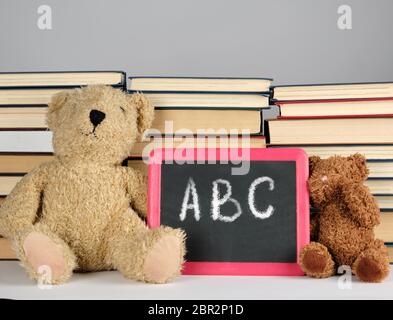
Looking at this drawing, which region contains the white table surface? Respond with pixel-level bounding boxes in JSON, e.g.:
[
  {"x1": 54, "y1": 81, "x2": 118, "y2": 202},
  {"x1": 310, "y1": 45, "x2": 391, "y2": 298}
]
[{"x1": 0, "y1": 261, "x2": 392, "y2": 300}]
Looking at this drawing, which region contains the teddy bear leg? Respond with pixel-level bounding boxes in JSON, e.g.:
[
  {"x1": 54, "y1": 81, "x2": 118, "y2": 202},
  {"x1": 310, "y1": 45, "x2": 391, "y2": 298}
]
[
  {"x1": 352, "y1": 239, "x2": 390, "y2": 283},
  {"x1": 300, "y1": 242, "x2": 335, "y2": 278},
  {"x1": 111, "y1": 226, "x2": 186, "y2": 284},
  {"x1": 14, "y1": 224, "x2": 77, "y2": 285}
]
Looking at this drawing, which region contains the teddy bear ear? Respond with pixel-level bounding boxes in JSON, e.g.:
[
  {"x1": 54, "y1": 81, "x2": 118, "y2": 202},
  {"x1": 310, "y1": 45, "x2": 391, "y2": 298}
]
[
  {"x1": 309, "y1": 155, "x2": 321, "y2": 173},
  {"x1": 129, "y1": 93, "x2": 154, "y2": 136},
  {"x1": 349, "y1": 153, "x2": 369, "y2": 180},
  {"x1": 47, "y1": 91, "x2": 69, "y2": 130}
]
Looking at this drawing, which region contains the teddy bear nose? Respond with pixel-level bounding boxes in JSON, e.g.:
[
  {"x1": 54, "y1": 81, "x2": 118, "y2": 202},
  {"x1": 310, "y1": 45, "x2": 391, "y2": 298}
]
[{"x1": 90, "y1": 109, "x2": 106, "y2": 127}]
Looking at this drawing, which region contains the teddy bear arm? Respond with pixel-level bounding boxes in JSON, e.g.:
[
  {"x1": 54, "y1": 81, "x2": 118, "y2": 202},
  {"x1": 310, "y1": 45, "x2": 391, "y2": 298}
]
[
  {"x1": 0, "y1": 166, "x2": 48, "y2": 239},
  {"x1": 341, "y1": 183, "x2": 380, "y2": 228},
  {"x1": 124, "y1": 168, "x2": 148, "y2": 219}
]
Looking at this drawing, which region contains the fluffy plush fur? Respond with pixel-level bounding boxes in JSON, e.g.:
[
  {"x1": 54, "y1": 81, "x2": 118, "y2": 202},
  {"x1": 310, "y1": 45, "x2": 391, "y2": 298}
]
[
  {"x1": 300, "y1": 154, "x2": 390, "y2": 282},
  {"x1": 0, "y1": 85, "x2": 186, "y2": 284}
]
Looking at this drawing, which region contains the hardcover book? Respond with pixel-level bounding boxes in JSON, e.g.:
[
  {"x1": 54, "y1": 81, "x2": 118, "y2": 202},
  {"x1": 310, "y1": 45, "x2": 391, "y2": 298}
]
[
  {"x1": 0, "y1": 71, "x2": 125, "y2": 88},
  {"x1": 272, "y1": 82, "x2": 393, "y2": 101},
  {"x1": 128, "y1": 76, "x2": 272, "y2": 93}
]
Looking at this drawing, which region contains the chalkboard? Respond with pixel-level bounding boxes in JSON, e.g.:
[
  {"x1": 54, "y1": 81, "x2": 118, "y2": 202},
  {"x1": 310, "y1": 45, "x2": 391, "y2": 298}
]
[{"x1": 148, "y1": 148, "x2": 309, "y2": 276}]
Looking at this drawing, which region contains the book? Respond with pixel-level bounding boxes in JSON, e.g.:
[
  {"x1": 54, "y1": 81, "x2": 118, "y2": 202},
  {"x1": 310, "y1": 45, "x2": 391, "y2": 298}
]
[
  {"x1": 0, "y1": 131, "x2": 53, "y2": 153},
  {"x1": 0, "y1": 196, "x2": 12, "y2": 260},
  {"x1": 376, "y1": 196, "x2": 393, "y2": 211},
  {"x1": 267, "y1": 146, "x2": 393, "y2": 177},
  {"x1": 0, "y1": 159, "x2": 149, "y2": 179},
  {"x1": 128, "y1": 77, "x2": 272, "y2": 93},
  {"x1": 387, "y1": 244, "x2": 393, "y2": 263},
  {"x1": 0, "y1": 107, "x2": 47, "y2": 129},
  {"x1": 0, "y1": 71, "x2": 125, "y2": 88},
  {"x1": 0, "y1": 107, "x2": 262, "y2": 134},
  {"x1": 277, "y1": 99, "x2": 393, "y2": 118},
  {"x1": 268, "y1": 117, "x2": 393, "y2": 145},
  {"x1": 311, "y1": 194, "x2": 393, "y2": 212},
  {"x1": 0, "y1": 176, "x2": 23, "y2": 196},
  {"x1": 0, "y1": 133, "x2": 265, "y2": 156},
  {"x1": 0, "y1": 88, "x2": 73, "y2": 105},
  {"x1": 365, "y1": 162, "x2": 393, "y2": 178},
  {"x1": 0, "y1": 237, "x2": 15, "y2": 260},
  {"x1": 0, "y1": 71, "x2": 126, "y2": 105},
  {"x1": 268, "y1": 145, "x2": 393, "y2": 160},
  {"x1": 0, "y1": 160, "x2": 144, "y2": 196},
  {"x1": 272, "y1": 82, "x2": 393, "y2": 101},
  {"x1": 364, "y1": 180, "x2": 393, "y2": 195},
  {"x1": 0, "y1": 154, "x2": 53, "y2": 173},
  {"x1": 135, "y1": 135, "x2": 266, "y2": 157},
  {"x1": 141, "y1": 93, "x2": 269, "y2": 108},
  {"x1": 375, "y1": 213, "x2": 393, "y2": 242}
]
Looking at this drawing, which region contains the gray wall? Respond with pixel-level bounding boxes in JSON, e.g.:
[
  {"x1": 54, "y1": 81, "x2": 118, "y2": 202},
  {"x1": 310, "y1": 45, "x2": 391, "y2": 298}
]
[{"x1": 0, "y1": 0, "x2": 392, "y2": 84}]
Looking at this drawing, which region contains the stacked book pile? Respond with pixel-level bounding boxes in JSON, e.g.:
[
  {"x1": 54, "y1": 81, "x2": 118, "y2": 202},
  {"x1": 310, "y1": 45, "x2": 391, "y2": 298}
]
[
  {"x1": 127, "y1": 76, "x2": 271, "y2": 171},
  {"x1": 267, "y1": 82, "x2": 393, "y2": 262}
]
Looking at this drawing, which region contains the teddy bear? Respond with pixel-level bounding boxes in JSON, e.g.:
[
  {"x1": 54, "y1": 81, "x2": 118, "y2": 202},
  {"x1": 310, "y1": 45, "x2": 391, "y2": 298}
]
[
  {"x1": 300, "y1": 154, "x2": 390, "y2": 282},
  {"x1": 0, "y1": 85, "x2": 186, "y2": 284}
]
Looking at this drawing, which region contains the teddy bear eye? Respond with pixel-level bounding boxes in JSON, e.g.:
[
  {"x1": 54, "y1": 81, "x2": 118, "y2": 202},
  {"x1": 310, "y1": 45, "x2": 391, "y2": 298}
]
[{"x1": 119, "y1": 106, "x2": 126, "y2": 113}]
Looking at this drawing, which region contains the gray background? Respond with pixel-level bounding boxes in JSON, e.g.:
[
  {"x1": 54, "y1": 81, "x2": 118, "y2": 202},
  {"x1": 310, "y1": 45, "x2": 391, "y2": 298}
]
[{"x1": 0, "y1": 0, "x2": 392, "y2": 85}]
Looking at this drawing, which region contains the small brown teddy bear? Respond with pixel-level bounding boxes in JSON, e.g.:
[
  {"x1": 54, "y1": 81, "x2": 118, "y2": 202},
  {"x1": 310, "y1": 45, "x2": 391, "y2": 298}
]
[
  {"x1": 300, "y1": 154, "x2": 390, "y2": 282},
  {"x1": 0, "y1": 85, "x2": 185, "y2": 284}
]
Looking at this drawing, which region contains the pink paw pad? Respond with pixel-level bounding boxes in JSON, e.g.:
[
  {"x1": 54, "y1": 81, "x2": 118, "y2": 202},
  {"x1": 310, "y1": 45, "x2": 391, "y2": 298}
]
[
  {"x1": 23, "y1": 232, "x2": 67, "y2": 282},
  {"x1": 143, "y1": 235, "x2": 182, "y2": 283}
]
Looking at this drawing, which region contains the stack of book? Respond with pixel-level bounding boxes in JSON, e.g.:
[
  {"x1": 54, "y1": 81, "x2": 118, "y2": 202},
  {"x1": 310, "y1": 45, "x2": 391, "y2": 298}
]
[
  {"x1": 0, "y1": 71, "x2": 127, "y2": 259},
  {"x1": 268, "y1": 82, "x2": 393, "y2": 261},
  {"x1": 128, "y1": 76, "x2": 270, "y2": 164}
]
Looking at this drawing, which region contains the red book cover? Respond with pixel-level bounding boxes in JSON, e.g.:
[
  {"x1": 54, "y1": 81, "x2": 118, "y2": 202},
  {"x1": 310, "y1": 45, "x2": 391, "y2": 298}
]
[{"x1": 274, "y1": 97, "x2": 393, "y2": 105}]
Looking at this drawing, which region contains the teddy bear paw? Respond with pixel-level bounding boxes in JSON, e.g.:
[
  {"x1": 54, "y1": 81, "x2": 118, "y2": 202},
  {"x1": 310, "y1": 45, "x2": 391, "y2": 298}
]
[
  {"x1": 354, "y1": 255, "x2": 390, "y2": 283},
  {"x1": 20, "y1": 231, "x2": 76, "y2": 284},
  {"x1": 300, "y1": 242, "x2": 335, "y2": 278},
  {"x1": 143, "y1": 235, "x2": 184, "y2": 284}
]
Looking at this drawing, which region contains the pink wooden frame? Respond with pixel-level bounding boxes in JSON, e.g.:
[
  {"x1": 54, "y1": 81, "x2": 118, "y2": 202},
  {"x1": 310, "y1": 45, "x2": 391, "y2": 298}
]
[{"x1": 148, "y1": 148, "x2": 310, "y2": 276}]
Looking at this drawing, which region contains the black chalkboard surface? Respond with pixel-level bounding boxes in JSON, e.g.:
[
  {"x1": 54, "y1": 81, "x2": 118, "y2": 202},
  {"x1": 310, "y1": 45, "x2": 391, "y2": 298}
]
[{"x1": 148, "y1": 148, "x2": 309, "y2": 275}]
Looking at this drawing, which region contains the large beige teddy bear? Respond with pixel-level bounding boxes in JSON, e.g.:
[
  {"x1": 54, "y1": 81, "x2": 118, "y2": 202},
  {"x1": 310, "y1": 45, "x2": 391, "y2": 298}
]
[{"x1": 0, "y1": 85, "x2": 185, "y2": 284}]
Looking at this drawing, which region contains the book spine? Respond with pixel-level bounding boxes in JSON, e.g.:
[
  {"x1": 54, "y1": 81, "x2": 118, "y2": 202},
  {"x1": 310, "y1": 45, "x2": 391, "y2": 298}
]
[
  {"x1": 272, "y1": 97, "x2": 393, "y2": 104},
  {"x1": 128, "y1": 90, "x2": 270, "y2": 95},
  {"x1": 0, "y1": 83, "x2": 125, "y2": 90},
  {"x1": 274, "y1": 97, "x2": 393, "y2": 105},
  {"x1": 277, "y1": 114, "x2": 393, "y2": 120}
]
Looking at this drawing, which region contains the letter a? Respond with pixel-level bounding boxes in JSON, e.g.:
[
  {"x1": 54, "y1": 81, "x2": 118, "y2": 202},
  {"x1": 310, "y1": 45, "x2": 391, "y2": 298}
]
[
  {"x1": 179, "y1": 178, "x2": 201, "y2": 221},
  {"x1": 37, "y1": 5, "x2": 52, "y2": 30},
  {"x1": 337, "y1": 5, "x2": 352, "y2": 30}
]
